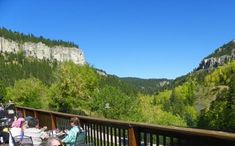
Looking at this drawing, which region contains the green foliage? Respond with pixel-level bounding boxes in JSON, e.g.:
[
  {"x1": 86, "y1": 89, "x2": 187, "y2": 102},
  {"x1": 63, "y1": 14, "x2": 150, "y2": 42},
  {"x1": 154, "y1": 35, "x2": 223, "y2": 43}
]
[
  {"x1": 162, "y1": 80, "x2": 198, "y2": 126},
  {"x1": 165, "y1": 74, "x2": 188, "y2": 89},
  {"x1": 91, "y1": 86, "x2": 137, "y2": 119},
  {"x1": 1, "y1": 29, "x2": 235, "y2": 131},
  {"x1": 205, "y1": 61, "x2": 235, "y2": 86},
  {"x1": 0, "y1": 80, "x2": 6, "y2": 101},
  {"x1": 49, "y1": 62, "x2": 100, "y2": 114},
  {"x1": 198, "y1": 62, "x2": 235, "y2": 132},
  {"x1": 184, "y1": 105, "x2": 198, "y2": 127},
  {"x1": 198, "y1": 90, "x2": 228, "y2": 130},
  {"x1": 99, "y1": 75, "x2": 138, "y2": 97},
  {"x1": 120, "y1": 77, "x2": 172, "y2": 95},
  {"x1": 5, "y1": 78, "x2": 49, "y2": 109},
  {"x1": 0, "y1": 27, "x2": 79, "y2": 48},
  {"x1": 155, "y1": 60, "x2": 235, "y2": 129},
  {"x1": 135, "y1": 95, "x2": 187, "y2": 126},
  {"x1": 223, "y1": 73, "x2": 235, "y2": 131},
  {"x1": 0, "y1": 52, "x2": 57, "y2": 86}
]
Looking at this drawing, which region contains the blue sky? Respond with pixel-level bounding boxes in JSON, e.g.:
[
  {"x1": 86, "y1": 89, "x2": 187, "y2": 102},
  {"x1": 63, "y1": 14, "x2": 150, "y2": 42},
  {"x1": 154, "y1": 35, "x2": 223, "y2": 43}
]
[{"x1": 0, "y1": 0, "x2": 235, "y2": 79}]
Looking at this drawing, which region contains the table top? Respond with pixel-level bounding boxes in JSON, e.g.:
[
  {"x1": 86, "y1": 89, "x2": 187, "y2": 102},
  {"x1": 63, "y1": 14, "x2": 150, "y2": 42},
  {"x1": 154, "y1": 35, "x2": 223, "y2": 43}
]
[{"x1": 47, "y1": 130, "x2": 66, "y2": 139}]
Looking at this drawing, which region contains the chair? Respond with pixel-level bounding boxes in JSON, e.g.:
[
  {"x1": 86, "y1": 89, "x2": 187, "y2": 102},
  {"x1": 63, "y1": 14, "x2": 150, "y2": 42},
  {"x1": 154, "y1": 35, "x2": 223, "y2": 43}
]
[
  {"x1": 12, "y1": 135, "x2": 34, "y2": 146},
  {"x1": 75, "y1": 129, "x2": 86, "y2": 145},
  {"x1": 64, "y1": 127, "x2": 86, "y2": 146}
]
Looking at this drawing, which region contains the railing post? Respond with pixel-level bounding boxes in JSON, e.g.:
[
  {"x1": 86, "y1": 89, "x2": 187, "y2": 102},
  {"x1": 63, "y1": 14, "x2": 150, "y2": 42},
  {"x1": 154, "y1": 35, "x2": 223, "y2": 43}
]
[
  {"x1": 33, "y1": 110, "x2": 38, "y2": 118},
  {"x1": 50, "y1": 113, "x2": 56, "y2": 129},
  {"x1": 128, "y1": 125, "x2": 138, "y2": 146},
  {"x1": 22, "y1": 108, "x2": 26, "y2": 118},
  {"x1": 15, "y1": 106, "x2": 235, "y2": 146}
]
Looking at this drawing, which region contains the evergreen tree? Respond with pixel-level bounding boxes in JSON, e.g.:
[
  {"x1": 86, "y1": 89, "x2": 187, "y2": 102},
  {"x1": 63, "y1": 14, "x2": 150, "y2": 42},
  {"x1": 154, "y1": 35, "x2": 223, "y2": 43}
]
[
  {"x1": 224, "y1": 74, "x2": 235, "y2": 131},
  {"x1": 0, "y1": 27, "x2": 79, "y2": 48}
]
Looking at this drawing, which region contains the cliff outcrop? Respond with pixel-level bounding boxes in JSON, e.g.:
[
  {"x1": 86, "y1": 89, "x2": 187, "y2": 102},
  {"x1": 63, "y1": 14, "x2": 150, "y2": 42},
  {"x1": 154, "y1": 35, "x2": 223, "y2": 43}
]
[
  {"x1": 0, "y1": 37, "x2": 85, "y2": 65},
  {"x1": 197, "y1": 40, "x2": 235, "y2": 70}
]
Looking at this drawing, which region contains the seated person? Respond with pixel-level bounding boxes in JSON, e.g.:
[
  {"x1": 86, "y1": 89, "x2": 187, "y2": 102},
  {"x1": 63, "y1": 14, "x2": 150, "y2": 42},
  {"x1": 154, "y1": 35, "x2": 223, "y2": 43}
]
[
  {"x1": 24, "y1": 116, "x2": 33, "y2": 128},
  {"x1": 9, "y1": 120, "x2": 25, "y2": 146},
  {"x1": 23, "y1": 117, "x2": 49, "y2": 146},
  {"x1": 43, "y1": 137, "x2": 62, "y2": 146},
  {"x1": 11, "y1": 111, "x2": 24, "y2": 128},
  {"x1": 62, "y1": 117, "x2": 82, "y2": 145}
]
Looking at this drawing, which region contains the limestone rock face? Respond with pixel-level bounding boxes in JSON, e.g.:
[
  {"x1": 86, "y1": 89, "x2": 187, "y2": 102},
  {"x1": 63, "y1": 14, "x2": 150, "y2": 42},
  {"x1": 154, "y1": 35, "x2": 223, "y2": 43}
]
[
  {"x1": 0, "y1": 37, "x2": 85, "y2": 65},
  {"x1": 197, "y1": 49, "x2": 235, "y2": 70},
  {"x1": 196, "y1": 40, "x2": 235, "y2": 71}
]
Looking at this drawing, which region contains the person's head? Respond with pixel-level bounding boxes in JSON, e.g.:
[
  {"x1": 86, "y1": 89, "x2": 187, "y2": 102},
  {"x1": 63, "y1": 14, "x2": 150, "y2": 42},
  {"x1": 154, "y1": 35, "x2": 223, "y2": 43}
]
[
  {"x1": 22, "y1": 116, "x2": 32, "y2": 128},
  {"x1": 69, "y1": 117, "x2": 80, "y2": 126},
  {"x1": 44, "y1": 137, "x2": 62, "y2": 146},
  {"x1": 27, "y1": 117, "x2": 39, "y2": 128},
  {"x1": 16, "y1": 111, "x2": 23, "y2": 118},
  {"x1": 25, "y1": 116, "x2": 33, "y2": 121}
]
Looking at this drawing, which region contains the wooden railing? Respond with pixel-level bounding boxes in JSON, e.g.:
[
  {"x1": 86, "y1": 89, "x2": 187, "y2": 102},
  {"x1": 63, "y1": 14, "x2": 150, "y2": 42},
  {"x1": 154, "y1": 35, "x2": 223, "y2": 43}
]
[{"x1": 16, "y1": 106, "x2": 235, "y2": 146}]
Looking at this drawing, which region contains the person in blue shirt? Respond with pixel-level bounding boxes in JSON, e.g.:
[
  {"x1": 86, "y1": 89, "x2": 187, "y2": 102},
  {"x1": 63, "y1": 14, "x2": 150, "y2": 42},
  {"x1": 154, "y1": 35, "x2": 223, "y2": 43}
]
[{"x1": 62, "y1": 117, "x2": 81, "y2": 145}]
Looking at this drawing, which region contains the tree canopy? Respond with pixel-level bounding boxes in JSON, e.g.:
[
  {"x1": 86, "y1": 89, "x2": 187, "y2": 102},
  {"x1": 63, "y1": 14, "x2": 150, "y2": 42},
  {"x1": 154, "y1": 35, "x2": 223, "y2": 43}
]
[{"x1": 0, "y1": 27, "x2": 79, "y2": 48}]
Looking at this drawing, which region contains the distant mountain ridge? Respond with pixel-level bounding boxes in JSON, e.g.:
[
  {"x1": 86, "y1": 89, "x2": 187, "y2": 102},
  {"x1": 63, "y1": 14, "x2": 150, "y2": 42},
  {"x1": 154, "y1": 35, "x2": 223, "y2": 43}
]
[
  {"x1": 0, "y1": 28, "x2": 85, "y2": 65},
  {"x1": 167, "y1": 40, "x2": 235, "y2": 91},
  {"x1": 120, "y1": 77, "x2": 172, "y2": 94},
  {"x1": 120, "y1": 40, "x2": 235, "y2": 95}
]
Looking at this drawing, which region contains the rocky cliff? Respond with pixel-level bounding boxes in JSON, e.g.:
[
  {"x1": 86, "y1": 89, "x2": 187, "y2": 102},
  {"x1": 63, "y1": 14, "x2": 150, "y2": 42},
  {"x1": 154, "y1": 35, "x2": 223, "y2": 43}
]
[
  {"x1": 197, "y1": 40, "x2": 235, "y2": 70},
  {"x1": 0, "y1": 37, "x2": 85, "y2": 65}
]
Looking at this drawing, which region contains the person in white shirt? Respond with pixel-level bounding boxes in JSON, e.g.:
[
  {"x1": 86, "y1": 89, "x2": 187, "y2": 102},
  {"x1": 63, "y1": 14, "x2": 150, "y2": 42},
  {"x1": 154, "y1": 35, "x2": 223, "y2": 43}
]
[
  {"x1": 23, "y1": 117, "x2": 48, "y2": 146},
  {"x1": 9, "y1": 112, "x2": 25, "y2": 146}
]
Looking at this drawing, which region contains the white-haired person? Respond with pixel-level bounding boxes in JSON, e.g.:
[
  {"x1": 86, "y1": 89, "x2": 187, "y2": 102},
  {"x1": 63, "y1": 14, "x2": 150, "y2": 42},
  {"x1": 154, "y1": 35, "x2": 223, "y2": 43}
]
[{"x1": 43, "y1": 137, "x2": 62, "y2": 146}]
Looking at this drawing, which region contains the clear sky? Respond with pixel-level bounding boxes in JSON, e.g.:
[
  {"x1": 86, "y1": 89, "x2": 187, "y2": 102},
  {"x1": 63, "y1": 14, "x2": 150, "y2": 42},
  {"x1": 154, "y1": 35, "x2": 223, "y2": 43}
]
[{"x1": 0, "y1": 0, "x2": 235, "y2": 79}]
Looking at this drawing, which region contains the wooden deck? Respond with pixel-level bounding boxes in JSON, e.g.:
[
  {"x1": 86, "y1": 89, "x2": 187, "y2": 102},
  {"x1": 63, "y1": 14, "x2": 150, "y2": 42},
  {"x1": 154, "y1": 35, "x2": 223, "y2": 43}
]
[{"x1": 15, "y1": 106, "x2": 235, "y2": 146}]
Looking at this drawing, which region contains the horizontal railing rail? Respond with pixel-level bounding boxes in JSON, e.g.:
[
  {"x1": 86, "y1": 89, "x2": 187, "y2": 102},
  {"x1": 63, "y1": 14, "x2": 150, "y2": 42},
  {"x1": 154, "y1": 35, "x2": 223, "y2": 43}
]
[{"x1": 15, "y1": 106, "x2": 235, "y2": 146}]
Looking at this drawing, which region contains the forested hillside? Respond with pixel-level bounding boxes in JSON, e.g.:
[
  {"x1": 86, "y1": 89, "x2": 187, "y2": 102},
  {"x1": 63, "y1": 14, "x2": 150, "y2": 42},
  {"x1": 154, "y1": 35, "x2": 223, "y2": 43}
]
[
  {"x1": 120, "y1": 77, "x2": 172, "y2": 94},
  {"x1": 0, "y1": 52, "x2": 138, "y2": 117},
  {"x1": 0, "y1": 52, "x2": 57, "y2": 100},
  {"x1": 0, "y1": 47, "x2": 188, "y2": 127},
  {"x1": 0, "y1": 28, "x2": 234, "y2": 132}
]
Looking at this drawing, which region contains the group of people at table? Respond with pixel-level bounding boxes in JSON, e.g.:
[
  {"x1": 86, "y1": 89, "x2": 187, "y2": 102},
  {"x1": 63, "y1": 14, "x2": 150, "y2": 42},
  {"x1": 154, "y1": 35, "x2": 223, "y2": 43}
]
[{"x1": 8, "y1": 111, "x2": 83, "y2": 146}]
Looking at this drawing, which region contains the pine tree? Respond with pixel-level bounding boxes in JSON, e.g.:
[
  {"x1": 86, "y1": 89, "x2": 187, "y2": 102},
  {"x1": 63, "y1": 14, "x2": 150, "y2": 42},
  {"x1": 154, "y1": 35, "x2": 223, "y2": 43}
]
[{"x1": 225, "y1": 74, "x2": 235, "y2": 131}]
